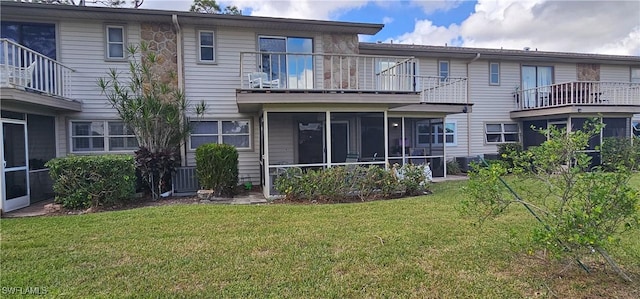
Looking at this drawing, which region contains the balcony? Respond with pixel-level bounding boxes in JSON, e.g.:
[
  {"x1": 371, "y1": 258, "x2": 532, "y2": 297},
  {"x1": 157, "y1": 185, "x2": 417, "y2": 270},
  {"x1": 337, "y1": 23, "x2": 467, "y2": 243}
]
[
  {"x1": 513, "y1": 81, "x2": 640, "y2": 116},
  {"x1": 238, "y1": 52, "x2": 468, "y2": 110},
  {"x1": 1, "y1": 38, "x2": 79, "y2": 111}
]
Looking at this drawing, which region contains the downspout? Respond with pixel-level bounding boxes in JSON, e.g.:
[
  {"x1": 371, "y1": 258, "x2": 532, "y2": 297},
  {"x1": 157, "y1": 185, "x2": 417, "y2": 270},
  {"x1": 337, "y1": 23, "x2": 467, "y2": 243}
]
[
  {"x1": 172, "y1": 14, "x2": 187, "y2": 167},
  {"x1": 465, "y1": 53, "x2": 481, "y2": 156}
]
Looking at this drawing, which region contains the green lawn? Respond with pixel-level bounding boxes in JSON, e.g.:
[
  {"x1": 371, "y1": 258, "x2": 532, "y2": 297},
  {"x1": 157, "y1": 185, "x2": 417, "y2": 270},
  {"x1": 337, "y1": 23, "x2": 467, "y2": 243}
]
[{"x1": 1, "y1": 178, "x2": 639, "y2": 298}]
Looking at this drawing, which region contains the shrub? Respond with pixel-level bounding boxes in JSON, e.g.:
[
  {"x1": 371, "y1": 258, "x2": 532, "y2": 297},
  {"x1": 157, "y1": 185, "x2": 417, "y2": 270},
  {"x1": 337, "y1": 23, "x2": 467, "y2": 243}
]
[
  {"x1": 274, "y1": 165, "x2": 401, "y2": 202},
  {"x1": 446, "y1": 159, "x2": 462, "y2": 175},
  {"x1": 46, "y1": 155, "x2": 136, "y2": 209},
  {"x1": 394, "y1": 163, "x2": 430, "y2": 196},
  {"x1": 497, "y1": 143, "x2": 523, "y2": 170},
  {"x1": 134, "y1": 147, "x2": 180, "y2": 197},
  {"x1": 601, "y1": 137, "x2": 640, "y2": 172},
  {"x1": 196, "y1": 143, "x2": 239, "y2": 197}
]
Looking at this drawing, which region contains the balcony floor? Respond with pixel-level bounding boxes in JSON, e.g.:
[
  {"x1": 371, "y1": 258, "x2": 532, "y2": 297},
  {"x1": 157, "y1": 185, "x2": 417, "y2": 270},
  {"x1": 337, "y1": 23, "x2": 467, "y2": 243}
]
[
  {"x1": 510, "y1": 103, "x2": 640, "y2": 119},
  {"x1": 1, "y1": 87, "x2": 81, "y2": 112}
]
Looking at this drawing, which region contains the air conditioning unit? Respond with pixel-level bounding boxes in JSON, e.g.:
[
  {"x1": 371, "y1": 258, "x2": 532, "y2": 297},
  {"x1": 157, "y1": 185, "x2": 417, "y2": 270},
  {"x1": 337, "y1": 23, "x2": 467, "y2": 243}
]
[{"x1": 455, "y1": 156, "x2": 483, "y2": 173}]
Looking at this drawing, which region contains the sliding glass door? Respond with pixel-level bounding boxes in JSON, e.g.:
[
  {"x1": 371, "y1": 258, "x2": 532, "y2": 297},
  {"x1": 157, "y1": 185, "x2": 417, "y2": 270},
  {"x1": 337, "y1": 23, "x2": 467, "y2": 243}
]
[
  {"x1": 522, "y1": 66, "x2": 553, "y2": 108},
  {"x1": 258, "y1": 36, "x2": 313, "y2": 89}
]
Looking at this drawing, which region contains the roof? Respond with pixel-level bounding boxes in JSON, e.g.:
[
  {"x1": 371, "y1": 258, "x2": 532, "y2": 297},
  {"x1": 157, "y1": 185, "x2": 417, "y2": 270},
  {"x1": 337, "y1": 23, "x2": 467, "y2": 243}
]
[
  {"x1": 0, "y1": 2, "x2": 383, "y2": 35},
  {"x1": 359, "y1": 43, "x2": 640, "y2": 65}
]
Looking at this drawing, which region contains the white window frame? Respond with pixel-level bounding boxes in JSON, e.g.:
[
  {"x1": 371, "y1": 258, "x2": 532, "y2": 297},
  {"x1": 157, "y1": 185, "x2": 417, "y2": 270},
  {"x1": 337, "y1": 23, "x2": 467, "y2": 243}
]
[
  {"x1": 197, "y1": 29, "x2": 216, "y2": 64},
  {"x1": 189, "y1": 119, "x2": 251, "y2": 150},
  {"x1": 439, "y1": 60, "x2": 449, "y2": 82},
  {"x1": 105, "y1": 25, "x2": 126, "y2": 61},
  {"x1": 485, "y1": 123, "x2": 520, "y2": 144},
  {"x1": 444, "y1": 121, "x2": 457, "y2": 146},
  {"x1": 415, "y1": 121, "x2": 456, "y2": 146},
  {"x1": 631, "y1": 68, "x2": 640, "y2": 83},
  {"x1": 489, "y1": 62, "x2": 500, "y2": 85},
  {"x1": 70, "y1": 120, "x2": 138, "y2": 153}
]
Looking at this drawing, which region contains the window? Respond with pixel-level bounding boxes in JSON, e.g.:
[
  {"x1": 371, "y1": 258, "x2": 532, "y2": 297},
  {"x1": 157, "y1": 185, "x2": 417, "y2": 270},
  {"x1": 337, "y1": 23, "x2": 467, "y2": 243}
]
[
  {"x1": 198, "y1": 30, "x2": 216, "y2": 63},
  {"x1": 416, "y1": 121, "x2": 456, "y2": 146},
  {"x1": 71, "y1": 121, "x2": 137, "y2": 152},
  {"x1": 106, "y1": 25, "x2": 125, "y2": 60},
  {"x1": 522, "y1": 65, "x2": 553, "y2": 107},
  {"x1": 485, "y1": 123, "x2": 519, "y2": 143},
  {"x1": 258, "y1": 36, "x2": 313, "y2": 89},
  {"x1": 439, "y1": 60, "x2": 449, "y2": 82},
  {"x1": 489, "y1": 62, "x2": 500, "y2": 85},
  {"x1": 632, "y1": 68, "x2": 640, "y2": 83},
  {"x1": 633, "y1": 120, "x2": 640, "y2": 138},
  {"x1": 189, "y1": 120, "x2": 251, "y2": 150}
]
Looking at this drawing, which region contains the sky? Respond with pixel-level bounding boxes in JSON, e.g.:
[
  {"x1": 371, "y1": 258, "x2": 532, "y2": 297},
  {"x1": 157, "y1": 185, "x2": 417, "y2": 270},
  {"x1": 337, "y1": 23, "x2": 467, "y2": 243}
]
[{"x1": 141, "y1": 0, "x2": 640, "y2": 56}]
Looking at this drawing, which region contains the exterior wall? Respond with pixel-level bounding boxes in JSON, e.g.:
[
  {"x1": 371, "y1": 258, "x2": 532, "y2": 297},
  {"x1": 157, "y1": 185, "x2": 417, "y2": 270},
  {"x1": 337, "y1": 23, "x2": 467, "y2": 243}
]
[
  {"x1": 322, "y1": 33, "x2": 359, "y2": 89},
  {"x1": 554, "y1": 62, "x2": 577, "y2": 83},
  {"x1": 141, "y1": 22, "x2": 178, "y2": 89},
  {"x1": 57, "y1": 19, "x2": 141, "y2": 155},
  {"x1": 600, "y1": 65, "x2": 631, "y2": 82}
]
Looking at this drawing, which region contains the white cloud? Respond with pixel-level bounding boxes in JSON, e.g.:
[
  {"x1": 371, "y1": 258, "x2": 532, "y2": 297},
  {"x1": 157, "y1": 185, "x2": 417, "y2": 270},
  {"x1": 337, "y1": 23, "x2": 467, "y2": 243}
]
[
  {"x1": 382, "y1": 16, "x2": 394, "y2": 24},
  {"x1": 410, "y1": 0, "x2": 464, "y2": 14},
  {"x1": 393, "y1": 0, "x2": 640, "y2": 55},
  {"x1": 229, "y1": 0, "x2": 368, "y2": 20}
]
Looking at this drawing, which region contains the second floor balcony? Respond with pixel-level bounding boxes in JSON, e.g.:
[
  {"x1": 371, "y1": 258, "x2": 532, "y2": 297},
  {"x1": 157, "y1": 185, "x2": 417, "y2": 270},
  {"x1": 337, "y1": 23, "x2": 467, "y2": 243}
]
[
  {"x1": 238, "y1": 51, "x2": 468, "y2": 106},
  {"x1": 513, "y1": 81, "x2": 640, "y2": 111}
]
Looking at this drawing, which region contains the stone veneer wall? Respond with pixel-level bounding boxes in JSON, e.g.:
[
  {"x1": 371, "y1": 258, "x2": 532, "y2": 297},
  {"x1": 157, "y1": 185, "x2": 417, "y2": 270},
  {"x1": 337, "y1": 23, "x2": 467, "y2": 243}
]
[
  {"x1": 140, "y1": 22, "x2": 178, "y2": 89},
  {"x1": 576, "y1": 63, "x2": 600, "y2": 81},
  {"x1": 322, "y1": 33, "x2": 359, "y2": 89}
]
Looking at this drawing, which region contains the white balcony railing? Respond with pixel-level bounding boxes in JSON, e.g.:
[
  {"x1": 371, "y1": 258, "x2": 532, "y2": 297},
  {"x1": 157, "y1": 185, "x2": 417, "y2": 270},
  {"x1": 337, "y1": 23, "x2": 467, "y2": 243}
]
[
  {"x1": 239, "y1": 51, "x2": 468, "y2": 104},
  {"x1": 419, "y1": 76, "x2": 468, "y2": 104},
  {"x1": 515, "y1": 81, "x2": 640, "y2": 110},
  {"x1": 1, "y1": 38, "x2": 74, "y2": 99},
  {"x1": 240, "y1": 51, "x2": 417, "y2": 91}
]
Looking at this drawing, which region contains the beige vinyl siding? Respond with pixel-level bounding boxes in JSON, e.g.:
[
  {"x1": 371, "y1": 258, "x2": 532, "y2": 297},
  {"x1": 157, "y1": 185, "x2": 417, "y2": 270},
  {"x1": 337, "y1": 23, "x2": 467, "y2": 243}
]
[
  {"x1": 466, "y1": 60, "x2": 521, "y2": 155},
  {"x1": 56, "y1": 20, "x2": 141, "y2": 155},
  {"x1": 553, "y1": 63, "x2": 576, "y2": 83},
  {"x1": 601, "y1": 65, "x2": 632, "y2": 82}
]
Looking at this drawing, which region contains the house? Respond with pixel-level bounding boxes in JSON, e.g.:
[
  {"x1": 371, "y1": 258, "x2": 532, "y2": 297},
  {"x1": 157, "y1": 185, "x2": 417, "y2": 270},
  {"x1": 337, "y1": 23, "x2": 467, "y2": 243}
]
[{"x1": 1, "y1": 2, "x2": 639, "y2": 212}]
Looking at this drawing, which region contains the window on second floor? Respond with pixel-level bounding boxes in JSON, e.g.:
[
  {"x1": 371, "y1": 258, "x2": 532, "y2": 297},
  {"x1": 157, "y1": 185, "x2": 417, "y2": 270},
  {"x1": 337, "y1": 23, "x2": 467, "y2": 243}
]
[
  {"x1": 439, "y1": 60, "x2": 449, "y2": 82},
  {"x1": 105, "y1": 25, "x2": 126, "y2": 60},
  {"x1": 489, "y1": 62, "x2": 500, "y2": 85},
  {"x1": 198, "y1": 30, "x2": 216, "y2": 63},
  {"x1": 632, "y1": 68, "x2": 640, "y2": 83}
]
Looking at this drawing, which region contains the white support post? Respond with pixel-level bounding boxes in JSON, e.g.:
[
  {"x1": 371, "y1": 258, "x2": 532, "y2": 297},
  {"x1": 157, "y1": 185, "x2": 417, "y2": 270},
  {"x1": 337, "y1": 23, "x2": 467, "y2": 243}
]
[
  {"x1": 263, "y1": 111, "x2": 270, "y2": 198},
  {"x1": 383, "y1": 110, "x2": 389, "y2": 170},
  {"x1": 401, "y1": 117, "x2": 406, "y2": 165},
  {"x1": 325, "y1": 111, "x2": 331, "y2": 168}
]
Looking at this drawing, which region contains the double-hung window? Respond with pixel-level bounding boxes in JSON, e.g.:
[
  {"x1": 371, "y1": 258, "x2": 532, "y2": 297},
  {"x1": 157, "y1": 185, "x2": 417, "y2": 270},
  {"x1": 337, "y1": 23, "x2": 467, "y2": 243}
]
[
  {"x1": 632, "y1": 68, "x2": 640, "y2": 83},
  {"x1": 198, "y1": 30, "x2": 216, "y2": 63},
  {"x1": 71, "y1": 121, "x2": 137, "y2": 152},
  {"x1": 439, "y1": 60, "x2": 449, "y2": 82},
  {"x1": 489, "y1": 62, "x2": 500, "y2": 85},
  {"x1": 106, "y1": 25, "x2": 126, "y2": 60},
  {"x1": 189, "y1": 120, "x2": 251, "y2": 150},
  {"x1": 485, "y1": 123, "x2": 519, "y2": 143}
]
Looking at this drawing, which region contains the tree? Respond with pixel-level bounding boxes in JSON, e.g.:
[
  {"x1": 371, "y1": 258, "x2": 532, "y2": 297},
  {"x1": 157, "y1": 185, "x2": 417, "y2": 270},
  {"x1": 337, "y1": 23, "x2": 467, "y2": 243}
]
[
  {"x1": 190, "y1": 0, "x2": 241, "y2": 14},
  {"x1": 463, "y1": 119, "x2": 639, "y2": 282},
  {"x1": 98, "y1": 42, "x2": 205, "y2": 199}
]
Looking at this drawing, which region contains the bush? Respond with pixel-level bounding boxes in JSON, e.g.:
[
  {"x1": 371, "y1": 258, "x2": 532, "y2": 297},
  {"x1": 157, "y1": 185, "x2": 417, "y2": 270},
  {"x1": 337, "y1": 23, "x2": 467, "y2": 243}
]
[
  {"x1": 196, "y1": 143, "x2": 239, "y2": 197},
  {"x1": 134, "y1": 147, "x2": 180, "y2": 197},
  {"x1": 274, "y1": 165, "x2": 402, "y2": 202},
  {"x1": 601, "y1": 137, "x2": 640, "y2": 172},
  {"x1": 395, "y1": 163, "x2": 431, "y2": 196},
  {"x1": 446, "y1": 159, "x2": 462, "y2": 175},
  {"x1": 497, "y1": 143, "x2": 523, "y2": 170},
  {"x1": 46, "y1": 155, "x2": 136, "y2": 209}
]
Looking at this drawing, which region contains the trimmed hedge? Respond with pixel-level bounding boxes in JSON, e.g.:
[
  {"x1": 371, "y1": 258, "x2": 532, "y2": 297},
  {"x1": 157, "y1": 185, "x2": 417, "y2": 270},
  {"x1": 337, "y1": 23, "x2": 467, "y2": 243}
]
[
  {"x1": 46, "y1": 155, "x2": 136, "y2": 209},
  {"x1": 195, "y1": 143, "x2": 239, "y2": 197}
]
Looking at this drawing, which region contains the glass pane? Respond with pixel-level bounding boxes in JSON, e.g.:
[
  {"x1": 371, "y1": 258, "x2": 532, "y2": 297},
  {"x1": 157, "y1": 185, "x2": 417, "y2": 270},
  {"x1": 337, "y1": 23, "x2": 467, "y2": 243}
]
[
  {"x1": 504, "y1": 134, "x2": 519, "y2": 142},
  {"x1": 92, "y1": 137, "x2": 104, "y2": 150},
  {"x1": 1, "y1": 110, "x2": 25, "y2": 120},
  {"x1": 223, "y1": 135, "x2": 250, "y2": 148},
  {"x1": 72, "y1": 122, "x2": 90, "y2": 136},
  {"x1": 108, "y1": 122, "x2": 125, "y2": 135},
  {"x1": 445, "y1": 123, "x2": 455, "y2": 133},
  {"x1": 417, "y1": 123, "x2": 429, "y2": 133},
  {"x1": 5, "y1": 170, "x2": 27, "y2": 199},
  {"x1": 486, "y1": 124, "x2": 502, "y2": 132},
  {"x1": 191, "y1": 121, "x2": 217, "y2": 134},
  {"x1": 200, "y1": 32, "x2": 214, "y2": 46},
  {"x1": 418, "y1": 135, "x2": 430, "y2": 144},
  {"x1": 73, "y1": 137, "x2": 89, "y2": 151},
  {"x1": 446, "y1": 135, "x2": 454, "y2": 143},
  {"x1": 3, "y1": 123, "x2": 26, "y2": 168},
  {"x1": 504, "y1": 124, "x2": 519, "y2": 132},
  {"x1": 486, "y1": 134, "x2": 501, "y2": 143},
  {"x1": 200, "y1": 47, "x2": 214, "y2": 61},
  {"x1": 109, "y1": 137, "x2": 138, "y2": 150},
  {"x1": 632, "y1": 69, "x2": 640, "y2": 83},
  {"x1": 108, "y1": 27, "x2": 123, "y2": 42},
  {"x1": 90, "y1": 122, "x2": 105, "y2": 136},
  {"x1": 21, "y1": 23, "x2": 57, "y2": 59},
  {"x1": 109, "y1": 44, "x2": 124, "y2": 58},
  {"x1": 490, "y1": 73, "x2": 499, "y2": 84},
  {"x1": 222, "y1": 121, "x2": 249, "y2": 134},
  {"x1": 191, "y1": 136, "x2": 218, "y2": 149}
]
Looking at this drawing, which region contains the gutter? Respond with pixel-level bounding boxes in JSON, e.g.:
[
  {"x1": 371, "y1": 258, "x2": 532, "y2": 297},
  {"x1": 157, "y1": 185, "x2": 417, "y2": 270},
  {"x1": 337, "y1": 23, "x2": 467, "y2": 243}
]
[
  {"x1": 465, "y1": 53, "x2": 480, "y2": 157},
  {"x1": 172, "y1": 14, "x2": 187, "y2": 167}
]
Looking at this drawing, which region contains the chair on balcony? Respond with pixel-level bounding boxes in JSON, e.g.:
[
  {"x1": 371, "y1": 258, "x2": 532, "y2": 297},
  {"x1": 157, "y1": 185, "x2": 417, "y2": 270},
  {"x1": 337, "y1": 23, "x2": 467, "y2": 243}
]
[
  {"x1": 4, "y1": 61, "x2": 36, "y2": 88},
  {"x1": 248, "y1": 72, "x2": 279, "y2": 88}
]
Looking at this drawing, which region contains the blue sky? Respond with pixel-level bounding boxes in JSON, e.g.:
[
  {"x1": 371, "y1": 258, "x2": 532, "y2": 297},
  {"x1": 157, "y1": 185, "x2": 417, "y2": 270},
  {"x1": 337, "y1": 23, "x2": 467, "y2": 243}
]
[{"x1": 143, "y1": 0, "x2": 639, "y2": 55}]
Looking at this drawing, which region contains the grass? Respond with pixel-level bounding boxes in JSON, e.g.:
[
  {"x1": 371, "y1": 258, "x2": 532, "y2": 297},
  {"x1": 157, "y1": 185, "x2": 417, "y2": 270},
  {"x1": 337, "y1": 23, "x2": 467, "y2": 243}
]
[{"x1": 1, "y1": 178, "x2": 639, "y2": 298}]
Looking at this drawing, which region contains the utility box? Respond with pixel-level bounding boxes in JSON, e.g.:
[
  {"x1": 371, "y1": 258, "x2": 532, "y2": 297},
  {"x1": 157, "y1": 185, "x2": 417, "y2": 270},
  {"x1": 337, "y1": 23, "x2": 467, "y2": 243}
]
[{"x1": 456, "y1": 156, "x2": 482, "y2": 173}]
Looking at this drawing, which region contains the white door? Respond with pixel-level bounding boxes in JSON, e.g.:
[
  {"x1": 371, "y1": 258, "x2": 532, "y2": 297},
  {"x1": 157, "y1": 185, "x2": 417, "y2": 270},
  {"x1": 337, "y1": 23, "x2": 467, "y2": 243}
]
[{"x1": 1, "y1": 120, "x2": 30, "y2": 212}]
